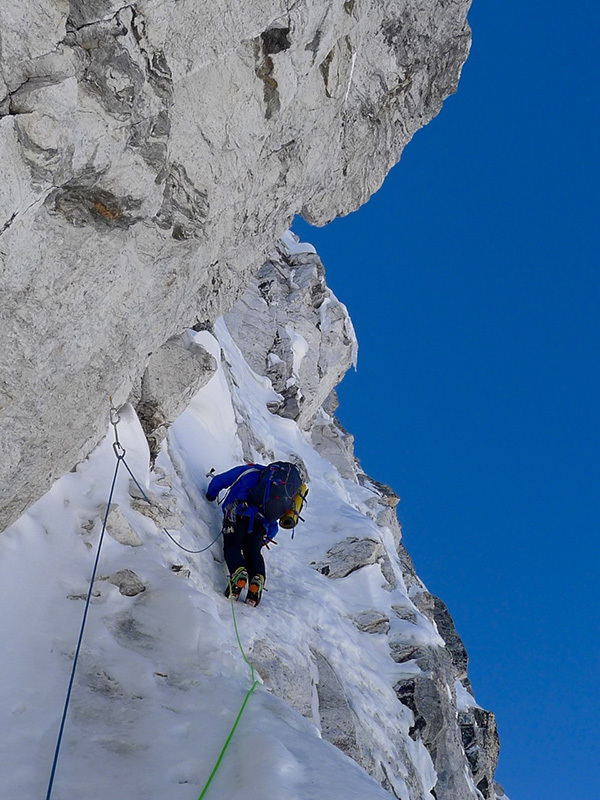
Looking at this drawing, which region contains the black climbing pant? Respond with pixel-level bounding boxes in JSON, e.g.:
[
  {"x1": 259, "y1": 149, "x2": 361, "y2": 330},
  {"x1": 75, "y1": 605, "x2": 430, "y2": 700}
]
[{"x1": 222, "y1": 515, "x2": 266, "y2": 579}]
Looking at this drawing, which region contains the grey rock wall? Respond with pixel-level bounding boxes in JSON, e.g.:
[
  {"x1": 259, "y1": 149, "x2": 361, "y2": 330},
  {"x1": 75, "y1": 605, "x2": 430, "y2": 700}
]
[
  {"x1": 224, "y1": 233, "x2": 357, "y2": 429},
  {"x1": 0, "y1": 0, "x2": 471, "y2": 532},
  {"x1": 311, "y1": 649, "x2": 362, "y2": 764},
  {"x1": 128, "y1": 332, "x2": 217, "y2": 464},
  {"x1": 306, "y1": 477, "x2": 501, "y2": 800},
  {"x1": 389, "y1": 512, "x2": 501, "y2": 800}
]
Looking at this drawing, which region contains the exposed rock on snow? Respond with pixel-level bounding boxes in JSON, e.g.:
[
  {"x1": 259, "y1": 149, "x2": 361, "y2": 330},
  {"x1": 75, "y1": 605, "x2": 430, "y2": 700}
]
[
  {"x1": 107, "y1": 568, "x2": 147, "y2": 597},
  {"x1": 388, "y1": 564, "x2": 501, "y2": 800},
  {"x1": 311, "y1": 535, "x2": 383, "y2": 578},
  {"x1": 170, "y1": 564, "x2": 191, "y2": 579},
  {"x1": 251, "y1": 638, "x2": 314, "y2": 721},
  {"x1": 394, "y1": 646, "x2": 480, "y2": 800},
  {"x1": 0, "y1": 0, "x2": 472, "y2": 532},
  {"x1": 310, "y1": 408, "x2": 357, "y2": 479},
  {"x1": 353, "y1": 609, "x2": 390, "y2": 635},
  {"x1": 312, "y1": 649, "x2": 361, "y2": 763},
  {"x1": 103, "y1": 503, "x2": 143, "y2": 547},
  {"x1": 359, "y1": 473, "x2": 401, "y2": 507},
  {"x1": 130, "y1": 496, "x2": 184, "y2": 531}
]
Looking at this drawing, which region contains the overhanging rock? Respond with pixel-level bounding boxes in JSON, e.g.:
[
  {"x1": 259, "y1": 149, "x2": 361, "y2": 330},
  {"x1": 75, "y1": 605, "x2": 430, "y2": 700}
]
[{"x1": 0, "y1": 0, "x2": 471, "y2": 532}]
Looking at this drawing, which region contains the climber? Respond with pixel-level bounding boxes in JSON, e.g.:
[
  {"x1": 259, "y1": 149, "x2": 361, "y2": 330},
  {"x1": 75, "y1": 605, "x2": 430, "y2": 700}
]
[{"x1": 205, "y1": 460, "x2": 307, "y2": 606}]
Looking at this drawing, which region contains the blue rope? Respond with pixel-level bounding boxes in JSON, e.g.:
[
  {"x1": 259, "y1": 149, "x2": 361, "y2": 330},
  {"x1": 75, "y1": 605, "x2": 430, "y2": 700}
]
[
  {"x1": 121, "y1": 455, "x2": 221, "y2": 555},
  {"x1": 120, "y1": 455, "x2": 152, "y2": 503},
  {"x1": 160, "y1": 525, "x2": 222, "y2": 554},
  {"x1": 45, "y1": 452, "x2": 123, "y2": 800}
]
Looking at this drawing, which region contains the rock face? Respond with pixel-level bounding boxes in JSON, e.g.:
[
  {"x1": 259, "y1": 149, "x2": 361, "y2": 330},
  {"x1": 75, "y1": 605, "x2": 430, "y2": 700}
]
[
  {"x1": 0, "y1": 0, "x2": 471, "y2": 532},
  {"x1": 224, "y1": 232, "x2": 357, "y2": 428},
  {"x1": 386, "y1": 512, "x2": 501, "y2": 800},
  {"x1": 103, "y1": 503, "x2": 144, "y2": 547},
  {"x1": 107, "y1": 568, "x2": 146, "y2": 596},
  {"x1": 312, "y1": 649, "x2": 362, "y2": 764},
  {"x1": 128, "y1": 332, "x2": 217, "y2": 464},
  {"x1": 311, "y1": 536, "x2": 383, "y2": 578}
]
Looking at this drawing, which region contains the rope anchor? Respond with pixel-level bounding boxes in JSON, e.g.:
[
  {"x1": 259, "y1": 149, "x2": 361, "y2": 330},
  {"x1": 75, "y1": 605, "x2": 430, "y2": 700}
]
[{"x1": 109, "y1": 398, "x2": 122, "y2": 444}]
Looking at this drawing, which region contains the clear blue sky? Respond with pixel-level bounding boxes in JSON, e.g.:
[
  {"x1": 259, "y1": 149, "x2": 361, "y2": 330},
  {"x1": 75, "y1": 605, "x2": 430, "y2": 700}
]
[{"x1": 295, "y1": 2, "x2": 599, "y2": 798}]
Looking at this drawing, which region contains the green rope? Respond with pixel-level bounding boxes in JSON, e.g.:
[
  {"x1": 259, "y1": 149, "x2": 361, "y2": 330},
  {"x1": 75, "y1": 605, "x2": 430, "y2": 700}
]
[
  {"x1": 229, "y1": 586, "x2": 256, "y2": 682},
  {"x1": 196, "y1": 581, "x2": 258, "y2": 800},
  {"x1": 197, "y1": 678, "x2": 259, "y2": 800}
]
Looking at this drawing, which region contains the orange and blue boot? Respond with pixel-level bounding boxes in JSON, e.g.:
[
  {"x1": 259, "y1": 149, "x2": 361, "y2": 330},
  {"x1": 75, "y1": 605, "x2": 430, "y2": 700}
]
[
  {"x1": 225, "y1": 566, "x2": 248, "y2": 600},
  {"x1": 246, "y1": 574, "x2": 265, "y2": 607}
]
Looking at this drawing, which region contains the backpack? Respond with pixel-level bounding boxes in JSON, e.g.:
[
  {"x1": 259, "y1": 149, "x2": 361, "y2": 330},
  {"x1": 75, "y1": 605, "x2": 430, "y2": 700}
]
[{"x1": 247, "y1": 461, "x2": 303, "y2": 524}]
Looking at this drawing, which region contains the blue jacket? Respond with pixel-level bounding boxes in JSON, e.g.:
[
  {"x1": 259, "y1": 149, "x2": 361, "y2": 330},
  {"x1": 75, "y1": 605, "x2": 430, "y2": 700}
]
[{"x1": 207, "y1": 464, "x2": 279, "y2": 540}]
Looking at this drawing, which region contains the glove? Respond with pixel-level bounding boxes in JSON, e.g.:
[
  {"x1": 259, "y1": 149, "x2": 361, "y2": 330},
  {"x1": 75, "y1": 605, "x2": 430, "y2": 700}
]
[{"x1": 206, "y1": 492, "x2": 216, "y2": 502}]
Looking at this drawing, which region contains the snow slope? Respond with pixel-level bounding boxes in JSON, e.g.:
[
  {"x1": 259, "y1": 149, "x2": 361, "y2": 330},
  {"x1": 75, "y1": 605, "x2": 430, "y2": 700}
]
[{"x1": 0, "y1": 308, "x2": 495, "y2": 799}]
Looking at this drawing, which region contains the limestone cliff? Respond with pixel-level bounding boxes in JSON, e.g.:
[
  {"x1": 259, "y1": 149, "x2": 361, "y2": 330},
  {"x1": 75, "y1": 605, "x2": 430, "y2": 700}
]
[{"x1": 0, "y1": 0, "x2": 470, "y2": 531}]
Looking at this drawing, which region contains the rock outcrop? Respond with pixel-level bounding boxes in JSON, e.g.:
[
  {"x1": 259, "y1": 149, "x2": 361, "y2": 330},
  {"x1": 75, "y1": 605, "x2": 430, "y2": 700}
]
[
  {"x1": 106, "y1": 568, "x2": 147, "y2": 596},
  {"x1": 128, "y1": 332, "x2": 217, "y2": 464},
  {"x1": 224, "y1": 232, "x2": 357, "y2": 428},
  {"x1": 0, "y1": 0, "x2": 471, "y2": 532}
]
